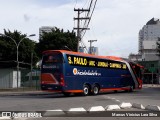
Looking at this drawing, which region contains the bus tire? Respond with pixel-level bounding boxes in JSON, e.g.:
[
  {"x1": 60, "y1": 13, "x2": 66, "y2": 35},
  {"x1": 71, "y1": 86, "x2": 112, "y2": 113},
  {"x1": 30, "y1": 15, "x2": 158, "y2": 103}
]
[
  {"x1": 92, "y1": 85, "x2": 99, "y2": 95},
  {"x1": 83, "y1": 85, "x2": 90, "y2": 96}
]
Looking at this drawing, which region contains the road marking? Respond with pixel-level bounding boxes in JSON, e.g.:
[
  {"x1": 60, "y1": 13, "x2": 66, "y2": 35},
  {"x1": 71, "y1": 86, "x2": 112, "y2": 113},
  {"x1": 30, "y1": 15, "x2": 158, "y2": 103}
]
[{"x1": 116, "y1": 100, "x2": 120, "y2": 102}]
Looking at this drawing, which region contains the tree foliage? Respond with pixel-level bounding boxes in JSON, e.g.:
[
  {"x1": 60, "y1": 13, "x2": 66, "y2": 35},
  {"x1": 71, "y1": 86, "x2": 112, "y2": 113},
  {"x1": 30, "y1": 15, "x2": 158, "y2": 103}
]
[
  {"x1": 0, "y1": 29, "x2": 38, "y2": 67},
  {"x1": 36, "y1": 27, "x2": 77, "y2": 58},
  {"x1": 0, "y1": 27, "x2": 78, "y2": 68}
]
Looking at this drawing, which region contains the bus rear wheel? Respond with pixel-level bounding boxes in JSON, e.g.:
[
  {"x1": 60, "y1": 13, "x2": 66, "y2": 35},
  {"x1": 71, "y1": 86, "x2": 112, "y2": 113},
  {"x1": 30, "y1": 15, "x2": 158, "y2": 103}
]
[
  {"x1": 83, "y1": 85, "x2": 90, "y2": 96},
  {"x1": 92, "y1": 85, "x2": 99, "y2": 95}
]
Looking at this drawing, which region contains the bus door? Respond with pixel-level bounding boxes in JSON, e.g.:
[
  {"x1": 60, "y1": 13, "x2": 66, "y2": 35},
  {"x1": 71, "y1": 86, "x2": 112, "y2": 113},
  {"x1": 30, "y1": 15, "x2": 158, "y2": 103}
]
[{"x1": 41, "y1": 52, "x2": 65, "y2": 91}]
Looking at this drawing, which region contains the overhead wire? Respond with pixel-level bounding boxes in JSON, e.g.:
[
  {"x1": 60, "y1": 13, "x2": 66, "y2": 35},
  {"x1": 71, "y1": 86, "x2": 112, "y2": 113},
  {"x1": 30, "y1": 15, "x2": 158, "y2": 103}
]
[
  {"x1": 74, "y1": 0, "x2": 77, "y2": 8},
  {"x1": 81, "y1": 0, "x2": 97, "y2": 39},
  {"x1": 73, "y1": 0, "x2": 97, "y2": 52},
  {"x1": 79, "y1": 0, "x2": 94, "y2": 52},
  {"x1": 81, "y1": 0, "x2": 93, "y2": 32}
]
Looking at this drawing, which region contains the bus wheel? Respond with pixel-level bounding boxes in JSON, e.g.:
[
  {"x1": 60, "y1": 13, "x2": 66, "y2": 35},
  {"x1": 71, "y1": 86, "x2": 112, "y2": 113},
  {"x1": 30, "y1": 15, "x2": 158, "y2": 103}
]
[
  {"x1": 83, "y1": 85, "x2": 90, "y2": 96},
  {"x1": 92, "y1": 85, "x2": 99, "y2": 95}
]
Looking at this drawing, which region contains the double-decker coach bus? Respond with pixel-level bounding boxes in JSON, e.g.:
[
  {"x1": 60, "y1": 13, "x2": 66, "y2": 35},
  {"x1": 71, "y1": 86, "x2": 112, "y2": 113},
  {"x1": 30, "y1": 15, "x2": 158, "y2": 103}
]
[{"x1": 41, "y1": 50, "x2": 142, "y2": 96}]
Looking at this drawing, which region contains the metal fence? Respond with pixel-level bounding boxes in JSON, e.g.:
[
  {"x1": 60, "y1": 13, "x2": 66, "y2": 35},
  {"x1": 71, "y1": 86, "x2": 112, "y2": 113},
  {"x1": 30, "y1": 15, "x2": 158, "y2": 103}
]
[{"x1": 21, "y1": 68, "x2": 41, "y2": 90}]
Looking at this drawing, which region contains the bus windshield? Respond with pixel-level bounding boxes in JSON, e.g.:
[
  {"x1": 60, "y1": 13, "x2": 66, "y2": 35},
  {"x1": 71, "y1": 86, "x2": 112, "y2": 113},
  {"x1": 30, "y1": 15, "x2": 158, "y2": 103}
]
[
  {"x1": 42, "y1": 52, "x2": 63, "y2": 70},
  {"x1": 43, "y1": 53, "x2": 63, "y2": 64}
]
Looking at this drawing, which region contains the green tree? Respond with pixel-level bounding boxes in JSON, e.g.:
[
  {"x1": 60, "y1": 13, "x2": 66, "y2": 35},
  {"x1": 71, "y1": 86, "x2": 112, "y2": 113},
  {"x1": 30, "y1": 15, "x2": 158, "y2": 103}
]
[
  {"x1": 36, "y1": 27, "x2": 77, "y2": 58},
  {"x1": 0, "y1": 29, "x2": 38, "y2": 67}
]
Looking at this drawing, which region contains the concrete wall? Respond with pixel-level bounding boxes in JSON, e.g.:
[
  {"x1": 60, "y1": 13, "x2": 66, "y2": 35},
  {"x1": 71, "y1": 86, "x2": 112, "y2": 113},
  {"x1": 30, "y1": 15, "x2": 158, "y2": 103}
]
[
  {"x1": 142, "y1": 54, "x2": 159, "y2": 61},
  {"x1": 0, "y1": 69, "x2": 21, "y2": 89},
  {"x1": 143, "y1": 41, "x2": 157, "y2": 49}
]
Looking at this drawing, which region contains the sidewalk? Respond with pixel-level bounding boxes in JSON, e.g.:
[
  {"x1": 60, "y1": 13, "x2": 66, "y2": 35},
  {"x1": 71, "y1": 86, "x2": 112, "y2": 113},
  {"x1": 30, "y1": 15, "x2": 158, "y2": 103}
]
[
  {"x1": 0, "y1": 90, "x2": 53, "y2": 96},
  {"x1": 142, "y1": 84, "x2": 160, "y2": 88}
]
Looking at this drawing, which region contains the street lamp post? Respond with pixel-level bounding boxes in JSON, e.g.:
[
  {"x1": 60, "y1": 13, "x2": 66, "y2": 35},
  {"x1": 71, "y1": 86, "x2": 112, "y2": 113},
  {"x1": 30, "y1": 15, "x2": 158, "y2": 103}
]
[{"x1": 0, "y1": 33, "x2": 35, "y2": 88}]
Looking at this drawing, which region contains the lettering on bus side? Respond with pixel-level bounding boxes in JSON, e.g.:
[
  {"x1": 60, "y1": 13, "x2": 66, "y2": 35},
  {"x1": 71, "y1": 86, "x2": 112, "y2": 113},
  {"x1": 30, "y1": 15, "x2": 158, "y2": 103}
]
[
  {"x1": 97, "y1": 61, "x2": 109, "y2": 67},
  {"x1": 73, "y1": 57, "x2": 87, "y2": 66},
  {"x1": 66, "y1": 54, "x2": 128, "y2": 70}
]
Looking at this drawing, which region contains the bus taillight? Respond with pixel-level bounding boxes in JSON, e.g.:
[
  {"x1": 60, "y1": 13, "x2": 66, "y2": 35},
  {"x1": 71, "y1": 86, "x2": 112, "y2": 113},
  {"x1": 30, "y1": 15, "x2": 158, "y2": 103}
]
[
  {"x1": 41, "y1": 81, "x2": 45, "y2": 84},
  {"x1": 60, "y1": 74, "x2": 65, "y2": 86}
]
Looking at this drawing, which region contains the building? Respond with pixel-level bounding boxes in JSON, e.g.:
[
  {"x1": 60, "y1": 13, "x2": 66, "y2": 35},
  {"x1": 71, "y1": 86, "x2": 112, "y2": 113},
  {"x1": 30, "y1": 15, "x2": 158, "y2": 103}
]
[
  {"x1": 129, "y1": 18, "x2": 160, "y2": 84},
  {"x1": 129, "y1": 18, "x2": 160, "y2": 62},
  {"x1": 79, "y1": 46, "x2": 85, "y2": 53},
  {"x1": 88, "y1": 47, "x2": 98, "y2": 55},
  {"x1": 128, "y1": 53, "x2": 142, "y2": 61},
  {"x1": 39, "y1": 26, "x2": 55, "y2": 38},
  {"x1": 138, "y1": 18, "x2": 160, "y2": 61}
]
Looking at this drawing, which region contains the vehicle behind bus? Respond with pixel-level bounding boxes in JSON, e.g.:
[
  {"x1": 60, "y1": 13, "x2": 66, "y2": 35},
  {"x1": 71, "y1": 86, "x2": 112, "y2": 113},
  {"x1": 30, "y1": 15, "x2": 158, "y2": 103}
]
[{"x1": 41, "y1": 50, "x2": 142, "y2": 96}]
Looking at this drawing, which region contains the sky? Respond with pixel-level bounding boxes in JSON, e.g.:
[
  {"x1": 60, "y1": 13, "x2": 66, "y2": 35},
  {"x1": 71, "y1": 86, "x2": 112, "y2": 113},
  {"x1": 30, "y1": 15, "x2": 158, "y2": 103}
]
[{"x1": 0, "y1": 0, "x2": 160, "y2": 58}]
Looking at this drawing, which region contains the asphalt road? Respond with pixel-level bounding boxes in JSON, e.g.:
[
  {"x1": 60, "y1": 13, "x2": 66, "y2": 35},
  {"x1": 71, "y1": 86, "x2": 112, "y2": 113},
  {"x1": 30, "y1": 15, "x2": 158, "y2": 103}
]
[
  {"x1": 0, "y1": 87, "x2": 160, "y2": 111},
  {"x1": 0, "y1": 92, "x2": 119, "y2": 111},
  {"x1": 105, "y1": 86, "x2": 160, "y2": 107},
  {"x1": 0, "y1": 86, "x2": 160, "y2": 119}
]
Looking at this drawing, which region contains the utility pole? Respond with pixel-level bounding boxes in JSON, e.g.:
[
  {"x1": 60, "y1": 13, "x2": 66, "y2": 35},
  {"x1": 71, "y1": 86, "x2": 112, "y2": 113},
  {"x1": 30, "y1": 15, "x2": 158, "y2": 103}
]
[
  {"x1": 88, "y1": 40, "x2": 97, "y2": 54},
  {"x1": 74, "y1": 8, "x2": 90, "y2": 52},
  {"x1": 30, "y1": 52, "x2": 33, "y2": 88}
]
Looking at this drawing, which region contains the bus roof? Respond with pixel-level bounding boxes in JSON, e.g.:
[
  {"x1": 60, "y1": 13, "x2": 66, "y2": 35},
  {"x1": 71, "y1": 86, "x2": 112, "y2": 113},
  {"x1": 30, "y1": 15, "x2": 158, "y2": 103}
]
[{"x1": 42, "y1": 50, "x2": 126, "y2": 62}]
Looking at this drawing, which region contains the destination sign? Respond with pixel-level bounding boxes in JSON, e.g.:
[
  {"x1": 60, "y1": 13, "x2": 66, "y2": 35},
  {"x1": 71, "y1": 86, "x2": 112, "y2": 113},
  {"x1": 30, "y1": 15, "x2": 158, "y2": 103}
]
[{"x1": 66, "y1": 54, "x2": 127, "y2": 70}]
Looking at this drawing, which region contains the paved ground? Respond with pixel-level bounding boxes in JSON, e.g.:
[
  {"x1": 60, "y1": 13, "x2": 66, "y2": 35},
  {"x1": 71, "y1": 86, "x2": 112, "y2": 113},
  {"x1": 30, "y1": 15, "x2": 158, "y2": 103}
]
[
  {"x1": 0, "y1": 84, "x2": 160, "y2": 119},
  {"x1": 0, "y1": 84, "x2": 159, "y2": 96},
  {"x1": 0, "y1": 84, "x2": 160, "y2": 111}
]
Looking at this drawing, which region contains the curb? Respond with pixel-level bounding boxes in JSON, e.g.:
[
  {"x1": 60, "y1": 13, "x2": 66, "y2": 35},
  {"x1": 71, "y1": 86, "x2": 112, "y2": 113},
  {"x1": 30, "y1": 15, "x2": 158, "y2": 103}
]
[
  {"x1": 42, "y1": 105, "x2": 122, "y2": 117},
  {"x1": 1, "y1": 103, "x2": 160, "y2": 118},
  {"x1": 132, "y1": 103, "x2": 145, "y2": 109},
  {"x1": 88, "y1": 106, "x2": 105, "y2": 112},
  {"x1": 142, "y1": 84, "x2": 160, "y2": 88},
  {"x1": 0, "y1": 92, "x2": 53, "y2": 97},
  {"x1": 43, "y1": 109, "x2": 65, "y2": 117},
  {"x1": 68, "y1": 107, "x2": 87, "y2": 114},
  {"x1": 119, "y1": 102, "x2": 132, "y2": 109},
  {"x1": 105, "y1": 105, "x2": 121, "y2": 111},
  {"x1": 40, "y1": 103, "x2": 160, "y2": 117},
  {"x1": 145, "y1": 105, "x2": 160, "y2": 111}
]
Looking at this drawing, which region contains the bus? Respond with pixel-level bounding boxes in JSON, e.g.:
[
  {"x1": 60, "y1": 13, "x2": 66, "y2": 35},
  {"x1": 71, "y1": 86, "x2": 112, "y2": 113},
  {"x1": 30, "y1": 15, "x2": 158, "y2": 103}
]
[{"x1": 41, "y1": 50, "x2": 143, "y2": 96}]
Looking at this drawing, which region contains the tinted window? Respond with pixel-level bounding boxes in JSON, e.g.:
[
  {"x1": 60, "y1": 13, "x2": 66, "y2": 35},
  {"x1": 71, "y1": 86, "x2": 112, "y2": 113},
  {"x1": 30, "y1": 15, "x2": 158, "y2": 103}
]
[{"x1": 43, "y1": 53, "x2": 63, "y2": 64}]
